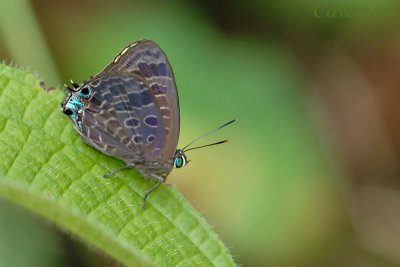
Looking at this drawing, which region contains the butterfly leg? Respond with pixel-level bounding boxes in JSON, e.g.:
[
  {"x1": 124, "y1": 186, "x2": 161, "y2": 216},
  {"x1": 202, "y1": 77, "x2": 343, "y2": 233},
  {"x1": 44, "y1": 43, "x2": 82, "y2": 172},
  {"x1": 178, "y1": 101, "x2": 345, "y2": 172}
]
[
  {"x1": 103, "y1": 165, "x2": 131, "y2": 178},
  {"x1": 142, "y1": 175, "x2": 164, "y2": 209}
]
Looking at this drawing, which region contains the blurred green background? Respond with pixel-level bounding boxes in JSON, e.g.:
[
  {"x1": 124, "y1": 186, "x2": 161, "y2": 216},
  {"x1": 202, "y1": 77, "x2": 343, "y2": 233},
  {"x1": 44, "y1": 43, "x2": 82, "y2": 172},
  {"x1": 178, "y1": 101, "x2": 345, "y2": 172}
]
[{"x1": 2, "y1": 0, "x2": 400, "y2": 266}]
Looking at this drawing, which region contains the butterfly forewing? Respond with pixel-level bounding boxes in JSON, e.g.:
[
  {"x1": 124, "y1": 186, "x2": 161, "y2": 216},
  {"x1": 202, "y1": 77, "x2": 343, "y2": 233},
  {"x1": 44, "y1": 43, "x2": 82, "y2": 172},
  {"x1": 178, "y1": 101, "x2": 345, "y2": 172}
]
[{"x1": 99, "y1": 40, "x2": 180, "y2": 161}]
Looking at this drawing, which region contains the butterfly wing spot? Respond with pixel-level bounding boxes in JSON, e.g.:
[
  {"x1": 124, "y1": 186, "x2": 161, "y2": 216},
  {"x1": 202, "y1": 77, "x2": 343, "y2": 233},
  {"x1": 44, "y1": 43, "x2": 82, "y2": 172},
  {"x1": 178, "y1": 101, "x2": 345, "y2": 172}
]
[
  {"x1": 144, "y1": 115, "x2": 158, "y2": 127},
  {"x1": 147, "y1": 135, "x2": 155, "y2": 143},
  {"x1": 133, "y1": 135, "x2": 143, "y2": 144},
  {"x1": 152, "y1": 148, "x2": 161, "y2": 157},
  {"x1": 124, "y1": 117, "x2": 140, "y2": 128}
]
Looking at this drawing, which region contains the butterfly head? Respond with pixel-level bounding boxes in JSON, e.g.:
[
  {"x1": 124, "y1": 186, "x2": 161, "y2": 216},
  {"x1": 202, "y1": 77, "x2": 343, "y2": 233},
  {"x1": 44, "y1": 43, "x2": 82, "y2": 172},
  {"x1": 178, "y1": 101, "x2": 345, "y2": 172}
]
[{"x1": 173, "y1": 149, "x2": 188, "y2": 168}]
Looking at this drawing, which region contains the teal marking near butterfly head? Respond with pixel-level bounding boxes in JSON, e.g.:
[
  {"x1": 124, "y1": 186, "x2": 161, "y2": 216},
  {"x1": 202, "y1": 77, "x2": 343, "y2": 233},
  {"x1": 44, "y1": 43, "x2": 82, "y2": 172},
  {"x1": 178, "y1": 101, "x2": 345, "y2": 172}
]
[{"x1": 79, "y1": 85, "x2": 92, "y2": 98}]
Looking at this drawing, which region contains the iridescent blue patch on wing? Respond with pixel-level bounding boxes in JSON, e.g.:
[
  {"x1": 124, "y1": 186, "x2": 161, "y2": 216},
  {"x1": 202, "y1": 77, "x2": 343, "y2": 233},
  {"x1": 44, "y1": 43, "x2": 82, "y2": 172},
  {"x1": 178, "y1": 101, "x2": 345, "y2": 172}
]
[{"x1": 144, "y1": 115, "x2": 158, "y2": 127}]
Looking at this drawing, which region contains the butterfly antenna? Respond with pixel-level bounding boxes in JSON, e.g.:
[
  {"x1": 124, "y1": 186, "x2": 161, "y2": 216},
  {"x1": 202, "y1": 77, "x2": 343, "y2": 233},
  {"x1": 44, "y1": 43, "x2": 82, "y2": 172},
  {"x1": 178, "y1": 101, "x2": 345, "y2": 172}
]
[
  {"x1": 64, "y1": 84, "x2": 73, "y2": 92},
  {"x1": 64, "y1": 80, "x2": 80, "y2": 92},
  {"x1": 182, "y1": 119, "x2": 236, "y2": 152},
  {"x1": 183, "y1": 140, "x2": 229, "y2": 152}
]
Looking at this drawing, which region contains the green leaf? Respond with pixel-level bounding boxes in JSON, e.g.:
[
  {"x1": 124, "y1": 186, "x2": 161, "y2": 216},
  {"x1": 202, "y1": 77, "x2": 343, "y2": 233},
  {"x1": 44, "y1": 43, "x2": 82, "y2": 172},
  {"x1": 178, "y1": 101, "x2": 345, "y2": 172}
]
[{"x1": 0, "y1": 64, "x2": 236, "y2": 267}]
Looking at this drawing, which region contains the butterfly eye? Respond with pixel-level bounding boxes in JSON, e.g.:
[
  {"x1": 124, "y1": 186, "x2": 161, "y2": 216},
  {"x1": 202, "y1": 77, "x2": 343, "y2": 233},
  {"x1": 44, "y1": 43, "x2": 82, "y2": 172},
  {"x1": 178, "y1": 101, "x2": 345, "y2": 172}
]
[
  {"x1": 174, "y1": 155, "x2": 186, "y2": 168},
  {"x1": 79, "y1": 86, "x2": 91, "y2": 98},
  {"x1": 64, "y1": 108, "x2": 73, "y2": 116}
]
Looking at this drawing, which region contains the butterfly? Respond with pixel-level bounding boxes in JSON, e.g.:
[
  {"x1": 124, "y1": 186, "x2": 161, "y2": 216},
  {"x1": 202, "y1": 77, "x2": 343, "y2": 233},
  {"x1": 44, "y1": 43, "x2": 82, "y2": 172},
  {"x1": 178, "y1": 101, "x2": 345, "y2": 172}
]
[{"x1": 61, "y1": 40, "x2": 235, "y2": 208}]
